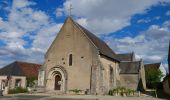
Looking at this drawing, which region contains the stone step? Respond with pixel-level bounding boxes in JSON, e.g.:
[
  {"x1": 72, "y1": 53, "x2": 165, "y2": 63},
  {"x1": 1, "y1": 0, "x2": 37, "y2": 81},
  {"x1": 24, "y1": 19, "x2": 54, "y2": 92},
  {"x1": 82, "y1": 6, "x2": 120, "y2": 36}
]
[
  {"x1": 30, "y1": 87, "x2": 45, "y2": 93},
  {"x1": 45, "y1": 90, "x2": 65, "y2": 95}
]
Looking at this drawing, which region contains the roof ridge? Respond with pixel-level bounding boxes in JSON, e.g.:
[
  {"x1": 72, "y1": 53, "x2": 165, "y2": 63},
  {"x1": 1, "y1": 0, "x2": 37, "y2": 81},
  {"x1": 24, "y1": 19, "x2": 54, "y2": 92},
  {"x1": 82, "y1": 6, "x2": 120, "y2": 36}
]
[
  {"x1": 145, "y1": 62, "x2": 161, "y2": 65},
  {"x1": 15, "y1": 61, "x2": 41, "y2": 65},
  {"x1": 72, "y1": 20, "x2": 119, "y2": 61},
  {"x1": 117, "y1": 52, "x2": 133, "y2": 55}
]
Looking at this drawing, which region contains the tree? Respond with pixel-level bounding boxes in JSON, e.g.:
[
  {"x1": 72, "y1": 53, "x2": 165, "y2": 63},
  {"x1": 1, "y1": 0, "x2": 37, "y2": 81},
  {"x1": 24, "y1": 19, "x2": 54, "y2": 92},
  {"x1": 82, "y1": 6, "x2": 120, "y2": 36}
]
[
  {"x1": 145, "y1": 69, "x2": 163, "y2": 89},
  {"x1": 27, "y1": 77, "x2": 37, "y2": 87}
]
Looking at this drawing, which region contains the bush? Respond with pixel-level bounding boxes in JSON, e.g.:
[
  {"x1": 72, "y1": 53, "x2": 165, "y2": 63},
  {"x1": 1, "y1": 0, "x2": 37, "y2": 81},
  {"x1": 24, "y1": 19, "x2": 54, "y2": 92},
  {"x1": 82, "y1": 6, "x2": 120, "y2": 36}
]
[
  {"x1": 27, "y1": 77, "x2": 37, "y2": 87},
  {"x1": 69, "y1": 89, "x2": 82, "y2": 94},
  {"x1": 108, "y1": 87, "x2": 135, "y2": 96},
  {"x1": 8, "y1": 87, "x2": 28, "y2": 94}
]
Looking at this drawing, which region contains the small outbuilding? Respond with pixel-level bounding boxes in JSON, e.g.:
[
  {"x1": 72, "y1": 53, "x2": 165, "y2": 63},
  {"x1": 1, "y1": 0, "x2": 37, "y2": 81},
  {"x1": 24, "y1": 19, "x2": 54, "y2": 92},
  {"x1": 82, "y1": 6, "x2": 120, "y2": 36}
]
[{"x1": 0, "y1": 61, "x2": 41, "y2": 94}]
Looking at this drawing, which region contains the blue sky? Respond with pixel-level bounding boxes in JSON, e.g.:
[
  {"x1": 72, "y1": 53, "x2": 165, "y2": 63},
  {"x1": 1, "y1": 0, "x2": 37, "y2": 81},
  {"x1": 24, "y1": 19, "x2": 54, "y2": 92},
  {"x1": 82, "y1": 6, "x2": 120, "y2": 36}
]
[{"x1": 0, "y1": 0, "x2": 170, "y2": 72}]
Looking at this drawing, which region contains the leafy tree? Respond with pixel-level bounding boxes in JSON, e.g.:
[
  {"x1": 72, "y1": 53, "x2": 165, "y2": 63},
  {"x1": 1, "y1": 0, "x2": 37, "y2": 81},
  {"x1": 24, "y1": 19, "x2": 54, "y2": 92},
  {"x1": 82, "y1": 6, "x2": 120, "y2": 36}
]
[
  {"x1": 145, "y1": 69, "x2": 163, "y2": 89},
  {"x1": 27, "y1": 76, "x2": 37, "y2": 87}
]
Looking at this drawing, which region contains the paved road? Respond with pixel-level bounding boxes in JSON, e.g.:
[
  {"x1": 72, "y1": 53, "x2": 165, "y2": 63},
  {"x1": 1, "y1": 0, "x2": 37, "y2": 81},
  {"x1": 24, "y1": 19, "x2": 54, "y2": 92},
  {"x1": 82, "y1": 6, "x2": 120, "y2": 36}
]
[
  {"x1": 0, "y1": 94, "x2": 165, "y2": 100},
  {"x1": 0, "y1": 95, "x2": 95, "y2": 100}
]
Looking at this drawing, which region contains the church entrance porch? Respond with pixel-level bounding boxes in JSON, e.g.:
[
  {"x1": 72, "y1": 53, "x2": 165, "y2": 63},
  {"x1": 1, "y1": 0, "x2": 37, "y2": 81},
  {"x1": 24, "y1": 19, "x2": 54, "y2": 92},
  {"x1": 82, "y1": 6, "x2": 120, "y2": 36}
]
[{"x1": 46, "y1": 66, "x2": 67, "y2": 93}]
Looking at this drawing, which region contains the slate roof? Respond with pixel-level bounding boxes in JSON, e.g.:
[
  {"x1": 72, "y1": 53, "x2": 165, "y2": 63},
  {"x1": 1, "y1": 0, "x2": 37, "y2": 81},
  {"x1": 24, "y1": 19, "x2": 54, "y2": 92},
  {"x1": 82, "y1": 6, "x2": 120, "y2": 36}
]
[
  {"x1": 117, "y1": 53, "x2": 134, "y2": 61},
  {"x1": 0, "y1": 61, "x2": 41, "y2": 78},
  {"x1": 73, "y1": 19, "x2": 119, "y2": 61},
  {"x1": 144, "y1": 63, "x2": 161, "y2": 70},
  {"x1": 119, "y1": 61, "x2": 140, "y2": 74}
]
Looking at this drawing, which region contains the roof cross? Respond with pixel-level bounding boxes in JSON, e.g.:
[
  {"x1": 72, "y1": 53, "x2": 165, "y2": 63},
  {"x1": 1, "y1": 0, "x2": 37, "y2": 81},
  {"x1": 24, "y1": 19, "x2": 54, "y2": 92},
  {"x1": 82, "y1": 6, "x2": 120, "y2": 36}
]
[{"x1": 68, "y1": 4, "x2": 73, "y2": 16}]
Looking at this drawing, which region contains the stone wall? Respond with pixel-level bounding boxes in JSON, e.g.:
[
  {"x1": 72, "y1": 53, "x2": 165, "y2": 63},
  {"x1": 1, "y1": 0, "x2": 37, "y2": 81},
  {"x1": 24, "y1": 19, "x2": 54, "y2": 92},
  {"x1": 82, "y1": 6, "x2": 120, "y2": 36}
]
[
  {"x1": 163, "y1": 78, "x2": 170, "y2": 95},
  {"x1": 139, "y1": 61, "x2": 146, "y2": 91},
  {"x1": 10, "y1": 76, "x2": 26, "y2": 89},
  {"x1": 120, "y1": 74, "x2": 139, "y2": 90},
  {"x1": 0, "y1": 75, "x2": 26, "y2": 94},
  {"x1": 98, "y1": 55, "x2": 120, "y2": 94}
]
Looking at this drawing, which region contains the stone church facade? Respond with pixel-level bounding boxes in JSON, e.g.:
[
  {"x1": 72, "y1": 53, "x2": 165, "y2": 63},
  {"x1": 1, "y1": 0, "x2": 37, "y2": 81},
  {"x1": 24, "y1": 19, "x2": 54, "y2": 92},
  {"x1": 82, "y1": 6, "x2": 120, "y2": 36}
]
[{"x1": 38, "y1": 17, "x2": 145, "y2": 94}]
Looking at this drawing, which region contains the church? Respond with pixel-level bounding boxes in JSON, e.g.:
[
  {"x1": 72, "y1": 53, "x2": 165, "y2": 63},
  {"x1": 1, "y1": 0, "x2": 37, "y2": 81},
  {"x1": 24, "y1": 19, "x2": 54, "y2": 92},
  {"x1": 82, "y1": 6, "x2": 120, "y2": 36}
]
[{"x1": 38, "y1": 16, "x2": 146, "y2": 94}]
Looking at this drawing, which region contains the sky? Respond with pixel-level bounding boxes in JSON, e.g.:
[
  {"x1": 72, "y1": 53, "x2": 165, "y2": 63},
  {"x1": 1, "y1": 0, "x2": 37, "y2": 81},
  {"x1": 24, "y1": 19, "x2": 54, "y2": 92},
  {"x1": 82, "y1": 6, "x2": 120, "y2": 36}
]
[{"x1": 0, "y1": 0, "x2": 170, "y2": 73}]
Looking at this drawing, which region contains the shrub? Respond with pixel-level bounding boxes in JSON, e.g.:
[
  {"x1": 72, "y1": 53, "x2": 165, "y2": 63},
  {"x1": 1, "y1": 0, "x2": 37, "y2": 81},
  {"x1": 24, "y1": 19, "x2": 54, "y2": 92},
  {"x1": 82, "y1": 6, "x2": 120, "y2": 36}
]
[
  {"x1": 27, "y1": 77, "x2": 37, "y2": 87},
  {"x1": 8, "y1": 87, "x2": 28, "y2": 94},
  {"x1": 108, "y1": 87, "x2": 135, "y2": 96},
  {"x1": 69, "y1": 89, "x2": 82, "y2": 94}
]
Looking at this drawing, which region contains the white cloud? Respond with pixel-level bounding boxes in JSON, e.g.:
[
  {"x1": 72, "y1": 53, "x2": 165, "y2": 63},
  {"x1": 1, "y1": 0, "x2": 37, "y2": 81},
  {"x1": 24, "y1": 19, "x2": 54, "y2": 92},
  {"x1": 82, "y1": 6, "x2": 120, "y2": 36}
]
[
  {"x1": 32, "y1": 23, "x2": 63, "y2": 52},
  {"x1": 105, "y1": 21, "x2": 170, "y2": 63},
  {"x1": 0, "y1": 0, "x2": 170, "y2": 67},
  {"x1": 144, "y1": 25, "x2": 170, "y2": 39},
  {"x1": 154, "y1": 16, "x2": 161, "y2": 20},
  {"x1": 0, "y1": 0, "x2": 63, "y2": 66},
  {"x1": 12, "y1": 0, "x2": 35, "y2": 9},
  {"x1": 58, "y1": 0, "x2": 170, "y2": 34},
  {"x1": 137, "y1": 18, "x2": 151, "y2": 23},
  {"x1": 76, "y1": 18, "x2": 88, "y2": 27},
  {"x1": 166, "y1": 10, "x2": 170, "y2": 16},
  {"x1": 56, "y1": 8, "x2": 64, "y2": 17}
]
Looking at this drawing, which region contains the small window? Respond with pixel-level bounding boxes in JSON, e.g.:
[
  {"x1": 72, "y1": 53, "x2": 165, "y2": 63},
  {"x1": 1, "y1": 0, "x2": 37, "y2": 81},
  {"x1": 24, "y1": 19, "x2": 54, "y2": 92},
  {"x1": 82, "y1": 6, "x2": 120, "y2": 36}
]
[
  {"x1": 15, "y1": 79, "x2": 21, "y2": 87},
  {"x1": 69, "y1": 54, "x2": 72, "y2": 66},
  {"x1": 1, "y1": 80, "x2": 5, "y2": 90},
  {"x1": 110, "y1": 66, "x2": 113, "y2": 84}
]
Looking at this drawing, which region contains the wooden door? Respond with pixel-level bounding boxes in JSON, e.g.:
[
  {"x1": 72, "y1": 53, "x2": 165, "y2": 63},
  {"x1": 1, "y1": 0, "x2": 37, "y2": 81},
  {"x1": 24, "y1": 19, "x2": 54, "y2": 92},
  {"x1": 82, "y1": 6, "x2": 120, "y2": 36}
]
[{"x1": 55, "y1": 75, "x2": 61, "y2": 90}]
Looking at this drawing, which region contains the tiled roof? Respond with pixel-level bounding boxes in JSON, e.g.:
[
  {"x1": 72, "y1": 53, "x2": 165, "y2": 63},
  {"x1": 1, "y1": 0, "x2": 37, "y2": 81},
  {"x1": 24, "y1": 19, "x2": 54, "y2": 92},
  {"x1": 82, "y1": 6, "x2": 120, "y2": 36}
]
[
  {"x1": 119, "y1": 61, "x2": 141, "y2": 74},
  {"x1": 16, "y1": 61, "x2": 41, "y2": 78},
  {"x1": 0, "y1": 62, "x2": 25, "y2": 76},
  {"x1": 117, "y1": 53, "x2": 134, "y2": 61},
  {"x1": 72, "y1": 17, "x2": 119, "y2": 62},
  {"x1": 144, "y1": 63, "x2": 161, "y2": 70},
  {"x1": 0, "y1": 61, "x2": 41, "y2": 78}
]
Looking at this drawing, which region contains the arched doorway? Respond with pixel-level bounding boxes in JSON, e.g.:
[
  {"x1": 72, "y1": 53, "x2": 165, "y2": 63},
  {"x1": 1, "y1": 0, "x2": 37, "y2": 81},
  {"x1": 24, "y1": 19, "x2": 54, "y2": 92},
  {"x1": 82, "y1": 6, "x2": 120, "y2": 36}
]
[
  {"x1": 47, "y1": 66, "x2": 67, "y2": 92},
  {"x1": 55, "y1": 74, "x2": 61, "y2": 90}
]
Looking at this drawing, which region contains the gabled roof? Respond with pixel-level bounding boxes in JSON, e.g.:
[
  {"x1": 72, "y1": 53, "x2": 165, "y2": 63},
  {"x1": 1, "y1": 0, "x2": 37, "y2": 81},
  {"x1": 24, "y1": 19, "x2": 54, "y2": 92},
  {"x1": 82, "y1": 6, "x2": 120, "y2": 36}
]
[
  {"x1": 0, "y1": 62, "x2": 25, "y2": 76},
  {"x1": 144, "y1": 63, "x2": 161, "y2": 70},
  {"x1": 0, "y1": 61, "x2": 41, "y2": 78},
  {"x1": 72, "y1": 17, "x2": 119, "y2": 61},
  {"x1": 119, "y1": 61, "x2": 141, "y2": 74},
  {"x1": 116, "y1": 52, "x2": 134, "y2": 61},
  {"x1": 17, "y1": 61, "x2": 41, "y2": 78},
  {"x1": 46, "y1": 17, "x2": 119, "y2": 61}
]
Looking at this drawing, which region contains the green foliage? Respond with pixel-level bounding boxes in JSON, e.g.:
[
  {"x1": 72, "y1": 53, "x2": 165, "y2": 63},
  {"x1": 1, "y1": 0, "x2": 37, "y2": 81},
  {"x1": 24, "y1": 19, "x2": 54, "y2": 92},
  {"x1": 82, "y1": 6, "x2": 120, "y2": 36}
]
[
  {"x1": 8, "y1": 87, "x2": 28, "y2": 94},
  {"x1": 145, "y1": 69, "x2": 163, "y2": 89},
  {"x1": 108, "y1": 87, "x2": 135, "y2": 96},
  {"x1": 27, "y1": 77, "x2": 37, "y2": 87},
  {"x1": 69, "y1": 89, "x2": 82, "y2": 94}
]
